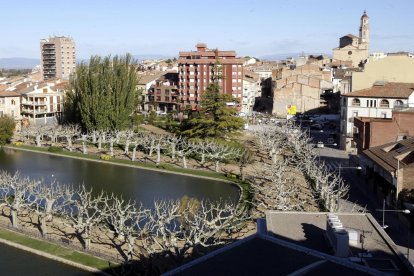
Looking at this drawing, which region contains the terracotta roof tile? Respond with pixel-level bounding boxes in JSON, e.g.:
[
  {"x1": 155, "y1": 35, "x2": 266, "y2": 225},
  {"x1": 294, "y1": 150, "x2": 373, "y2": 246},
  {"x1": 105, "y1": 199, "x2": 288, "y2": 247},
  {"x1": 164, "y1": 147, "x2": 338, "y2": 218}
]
[
  {"x1": 0, "y1": 90, "x2": 20, "y2": 97},
  {"x1": 344, "y1": 82, "x2": 414, "y2": 98}
]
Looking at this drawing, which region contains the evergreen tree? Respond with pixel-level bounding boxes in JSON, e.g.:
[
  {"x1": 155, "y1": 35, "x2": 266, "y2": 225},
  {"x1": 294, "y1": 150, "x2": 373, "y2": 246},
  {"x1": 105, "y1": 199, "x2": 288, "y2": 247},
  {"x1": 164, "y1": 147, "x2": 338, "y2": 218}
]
[
  {"x1": 65, "y1": 54, "x2": 140, "y2": 131},
  {"x1": 182, "y1": 83, "x2": 244, "y2": 139},
  {"x1": 0, "y1": 116, "x2": 15, "y2": 145}
]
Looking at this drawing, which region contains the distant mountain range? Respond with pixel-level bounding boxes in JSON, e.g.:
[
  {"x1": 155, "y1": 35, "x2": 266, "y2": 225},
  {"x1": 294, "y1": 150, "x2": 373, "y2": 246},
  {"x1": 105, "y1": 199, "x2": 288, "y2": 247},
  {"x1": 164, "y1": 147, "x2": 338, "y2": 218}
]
[
  {"x1": 258, "y1": 52, "x2": 330, "y2": 61},
  {"x1": 0, "y1": 58, "x2": 40, "y2": 69},
  {"x1": 0, "y1": 54, "x2": 173, "y2": 69},
  {"x1": 0, "y1": 53, "x2": 330, "y2": 69}
]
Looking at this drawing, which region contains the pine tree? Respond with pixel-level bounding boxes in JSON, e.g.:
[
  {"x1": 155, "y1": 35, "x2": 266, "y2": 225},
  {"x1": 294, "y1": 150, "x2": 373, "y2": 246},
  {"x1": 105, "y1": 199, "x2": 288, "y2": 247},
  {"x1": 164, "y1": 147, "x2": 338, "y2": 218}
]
[{"x1": 182, "y1": 83, "x2": 244, "y2": 139}]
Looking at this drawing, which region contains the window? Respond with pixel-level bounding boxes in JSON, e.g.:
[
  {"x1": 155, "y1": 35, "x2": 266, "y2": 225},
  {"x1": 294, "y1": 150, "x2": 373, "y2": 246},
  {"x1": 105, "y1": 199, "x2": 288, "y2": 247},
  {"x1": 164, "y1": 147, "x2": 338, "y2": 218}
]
[
  {"x1": 367, "y1": 100, "x2": 376, "y2": 107},
  {"x1": 351, "y1": 98, "x2": 360, "y2": 106},
  {"x1": 11, "y1": 99, "x2": 16, "y2": 105},
  {"x1": 394, "y1": 100, "x2": 404, "y2": 107},
  {"x1": 381, "y1": 112, "x2": 387, "y2": 118},
  {"x1": 380, "y1": 99, "x2": 389, "y2": 108}
]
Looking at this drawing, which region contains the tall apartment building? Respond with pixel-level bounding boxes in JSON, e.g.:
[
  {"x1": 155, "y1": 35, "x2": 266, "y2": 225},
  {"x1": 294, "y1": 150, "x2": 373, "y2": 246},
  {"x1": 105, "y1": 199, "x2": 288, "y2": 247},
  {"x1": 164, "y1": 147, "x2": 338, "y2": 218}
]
[
  {"x1": 178, "y1": 43, "x2": 243, "y2": 110},
  {"x1": 40, "y1": 36, "x2": 76, "y2": 80}
]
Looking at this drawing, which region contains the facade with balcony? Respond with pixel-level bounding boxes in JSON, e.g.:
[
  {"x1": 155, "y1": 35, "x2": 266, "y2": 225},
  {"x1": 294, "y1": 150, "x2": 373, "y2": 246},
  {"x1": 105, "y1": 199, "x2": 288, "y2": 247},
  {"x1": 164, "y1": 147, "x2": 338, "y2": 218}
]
[
  {"x1": 340, "y1": 82, "x2": 414, "y2": 151},
  {"x1": 178, "y1": 43, "x2": 243, "y2": 110},
  {"x1": 41, "y1": 36, "x2": 76, "y2": 80},
  {"x1": 20, "y1": 85, "x2": 64, "y2": 125}
]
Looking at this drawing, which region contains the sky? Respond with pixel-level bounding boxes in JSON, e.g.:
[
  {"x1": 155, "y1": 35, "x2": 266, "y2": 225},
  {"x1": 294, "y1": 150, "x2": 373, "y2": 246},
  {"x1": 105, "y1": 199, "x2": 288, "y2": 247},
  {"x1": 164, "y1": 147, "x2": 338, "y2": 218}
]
[{"x1": 1, "y1": 0, "x2": 414, "y2": 59}]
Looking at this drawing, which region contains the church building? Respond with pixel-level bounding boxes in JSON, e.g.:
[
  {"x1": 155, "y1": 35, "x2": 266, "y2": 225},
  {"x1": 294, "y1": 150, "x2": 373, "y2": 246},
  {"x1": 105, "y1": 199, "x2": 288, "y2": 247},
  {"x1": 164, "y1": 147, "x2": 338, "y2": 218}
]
[{"x1": 333, "y1": 11, "x2": 369, "y2": 67}]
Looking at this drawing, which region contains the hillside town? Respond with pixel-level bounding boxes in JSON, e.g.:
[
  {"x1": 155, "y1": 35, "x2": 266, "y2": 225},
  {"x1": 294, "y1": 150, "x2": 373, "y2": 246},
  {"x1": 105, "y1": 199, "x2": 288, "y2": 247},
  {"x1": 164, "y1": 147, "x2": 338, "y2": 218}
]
[{"x1": 1, "y1": 7, "x2": 414, "y2": 276}]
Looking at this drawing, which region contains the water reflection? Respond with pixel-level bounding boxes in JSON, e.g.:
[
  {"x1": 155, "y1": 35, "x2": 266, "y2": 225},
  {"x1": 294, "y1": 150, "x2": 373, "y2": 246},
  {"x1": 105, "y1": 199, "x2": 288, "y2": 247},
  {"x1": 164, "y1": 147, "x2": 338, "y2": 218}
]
[{"x1": 0, "y1": 148, "x2": 239, "y2": 207}]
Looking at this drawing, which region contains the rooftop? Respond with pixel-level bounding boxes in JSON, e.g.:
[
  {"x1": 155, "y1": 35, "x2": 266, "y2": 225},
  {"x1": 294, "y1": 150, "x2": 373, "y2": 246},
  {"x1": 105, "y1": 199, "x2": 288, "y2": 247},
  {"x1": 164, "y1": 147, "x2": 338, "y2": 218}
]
[
  {"x1": 165, "y1": 212, "x2": 413, "y2": 275},
  {"x1": 344, "y1": 82, "x2": 414, "y2": 98},
  {"x1": 363, "y1": 137, "x2": 414, "y2": 172},
  {"x1": 342, "y1": 34, "x2": 359, "y2": 39}
]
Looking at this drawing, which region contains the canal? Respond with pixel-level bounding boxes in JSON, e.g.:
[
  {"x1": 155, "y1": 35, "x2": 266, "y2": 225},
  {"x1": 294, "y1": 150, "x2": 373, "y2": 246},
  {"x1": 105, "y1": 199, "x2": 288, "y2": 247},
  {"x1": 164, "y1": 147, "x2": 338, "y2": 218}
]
[
  {"x1": 0, "y1": 147, "x2": 240, "y2": 275},
  {"x1": 0, "y1": 147, "x2": 240, "y2": 207}
]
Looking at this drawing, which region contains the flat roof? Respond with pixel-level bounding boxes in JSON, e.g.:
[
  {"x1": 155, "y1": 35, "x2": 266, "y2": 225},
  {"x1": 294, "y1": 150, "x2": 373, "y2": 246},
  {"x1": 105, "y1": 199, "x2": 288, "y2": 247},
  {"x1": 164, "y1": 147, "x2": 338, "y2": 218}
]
[{"x1": 266, "y1": 211, "x2": 413, "y2": 275}]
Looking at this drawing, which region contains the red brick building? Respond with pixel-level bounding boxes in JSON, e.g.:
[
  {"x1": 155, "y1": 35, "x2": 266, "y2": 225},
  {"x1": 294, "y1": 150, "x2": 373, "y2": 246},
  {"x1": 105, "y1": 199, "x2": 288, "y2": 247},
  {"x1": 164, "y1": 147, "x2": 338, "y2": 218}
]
[
  {"x1": 354, "y1": 108, "x2": 414, "y2": 153},
  {"x1": 178, "y1": 43, "x2": 243, "y2": 110}
]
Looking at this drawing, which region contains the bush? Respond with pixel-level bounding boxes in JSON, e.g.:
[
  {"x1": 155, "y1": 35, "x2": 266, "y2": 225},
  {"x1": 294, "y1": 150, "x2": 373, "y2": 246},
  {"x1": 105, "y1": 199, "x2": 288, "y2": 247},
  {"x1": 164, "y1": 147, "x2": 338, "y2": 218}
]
[
  {"x1": 100, "y1": 154, "x2": 112, "y2": 161},
  {"x1": 48, "y1": 146, "x2": 63, "y2": 153},
  {"x1": 13, "y1": 141, "x2": 23, "y2": 146}
]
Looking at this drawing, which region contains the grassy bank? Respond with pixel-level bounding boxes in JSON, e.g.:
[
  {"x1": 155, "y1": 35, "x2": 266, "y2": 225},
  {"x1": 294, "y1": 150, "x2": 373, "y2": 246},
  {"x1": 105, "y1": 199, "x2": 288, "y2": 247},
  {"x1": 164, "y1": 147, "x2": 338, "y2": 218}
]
[{"x1": 0, "y1": 228, "x2": 112, "y2": 270}]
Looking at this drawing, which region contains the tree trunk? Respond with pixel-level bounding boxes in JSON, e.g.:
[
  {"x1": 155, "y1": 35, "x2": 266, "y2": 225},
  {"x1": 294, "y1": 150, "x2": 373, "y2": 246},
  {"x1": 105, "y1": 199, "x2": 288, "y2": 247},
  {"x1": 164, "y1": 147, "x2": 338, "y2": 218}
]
[
  {"x1": 84, "y1": 228, "x2": 91, "y2": 250},
  {"x1": 39, "y1": 215, "x2": 47, "y2": 236},
  {"x1": 92, "y1": 132, "x2": 97, "y2": 143},
  {"x1": 36, "y1": 135, "x2": 41, "y2": 147},
  {"x1": 240, "y1": 166, "x2": 245, "y2": 181},
  {"x1": 82, "y1": 140, "x2": 88, "y2": 154},
  {"x1": 149, "y1": 141, "x2": 155, "y2": 157},
  {"x1": 183, "y1": 156, "x2": 187, "y2": 169},
  {"x1": 11, "y1": 209, "x2": 18, "y2": 228},
  {"x1": 201, "y1": 152, "x2": 205, "y2": 164},
  {"x1": 67, "y1": 137, "x2": 73, "y2": 152},
  {"x1": 156, "y1": 147, "x2": 161, "y2": 165},
  {"x1": 127, "y1": 236, "x2": 136, "y2": 261},
  {"x1": 215, "y1": 160, "x2": 220, "y2": 172},
  {"x1": 171, "y1": 144, "x2": 176, "y2": 159},
  {"x1": 125, "y1": 140, "x2": 130, "y2": 154},
  {"x1": 110, "y1": 141, "x2": 114, "y2": 157},
  {"x1": 98, "y1": 136, "x2": 102, "y2": 150},
  {"x1": 132, "y1": 146, "x2": 137, "y2": 161}
]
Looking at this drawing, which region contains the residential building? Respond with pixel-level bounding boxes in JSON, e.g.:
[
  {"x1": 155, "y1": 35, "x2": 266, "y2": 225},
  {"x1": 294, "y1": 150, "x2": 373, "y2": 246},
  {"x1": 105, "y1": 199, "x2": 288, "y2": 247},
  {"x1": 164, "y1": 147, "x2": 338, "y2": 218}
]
[
  {"x1": 351, "y1": 53, "x2": 414, "y2": 92},
  {"x1": 242, "y1": 57, "x2": 258, "y2": 66},
  {"x1": 242, "y1": 70, "x2": 261, "y2": 114},
  {"x1": 18, "y1": 83, "x2": 65, "y2": 125},
  {"x1": 166, "y1": 212, "x2": 414, "y2": 275},
  {"x1": 137, "y1": 71, "x2": 166, "y2": 112},
  {"x1": 272, "y1": 63, "x2": 334, "y2": 116},
  {"x1": 40, "y1": 36, "x2": 76, "y2": 80},
  {"x1": 332, "y1": 11, "x2": 369, "y2": 67},
  {"x1": 148, "y1": 72, "x2": 179, "y2": 112},
  {"x1": 340, "y1": 82, "x2": 414, "y2": 151},
  {"x1": 354, "y1": 108, "x2": 414, "y2": 153},
  {"x1": 361, "y1": 137, "x2": 414, "y2": 203},
  {"x1": 178, "y1": 43, "x2": 243, "y2": 110},
  {"x1": 0, "y1": 90, "x2": 21, "y2": 120}
]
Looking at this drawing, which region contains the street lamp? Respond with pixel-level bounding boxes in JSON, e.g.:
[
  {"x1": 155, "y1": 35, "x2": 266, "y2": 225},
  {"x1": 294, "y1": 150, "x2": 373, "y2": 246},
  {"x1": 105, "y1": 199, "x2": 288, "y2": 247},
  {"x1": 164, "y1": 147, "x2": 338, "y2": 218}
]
[
  {"x1": 376, "y1": 200, "x2": 410, "y2": 229},
  {"x1": 338, "y1": 164, "x2": 362, "y2": 178},
  {"x1": 376, "y1": 201, "x2": 411, "y2": 258}
]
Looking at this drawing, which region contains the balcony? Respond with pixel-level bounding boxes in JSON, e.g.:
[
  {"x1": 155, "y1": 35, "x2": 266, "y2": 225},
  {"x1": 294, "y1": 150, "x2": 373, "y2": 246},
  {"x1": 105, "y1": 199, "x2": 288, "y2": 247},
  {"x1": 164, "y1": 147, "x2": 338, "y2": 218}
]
[
  {"x1": 43, "y1": 45, "x2": 55, "y2": 49},
  {"x1": 22, "y1": 101, "x2": 47, "y2": 106}
]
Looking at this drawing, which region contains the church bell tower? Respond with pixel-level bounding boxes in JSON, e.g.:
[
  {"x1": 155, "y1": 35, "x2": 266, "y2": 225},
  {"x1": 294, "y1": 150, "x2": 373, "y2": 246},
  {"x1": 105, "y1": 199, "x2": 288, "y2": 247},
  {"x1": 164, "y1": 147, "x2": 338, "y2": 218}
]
[{"x1": 359, "y1": 10, "x2": 369, "y2": 50}]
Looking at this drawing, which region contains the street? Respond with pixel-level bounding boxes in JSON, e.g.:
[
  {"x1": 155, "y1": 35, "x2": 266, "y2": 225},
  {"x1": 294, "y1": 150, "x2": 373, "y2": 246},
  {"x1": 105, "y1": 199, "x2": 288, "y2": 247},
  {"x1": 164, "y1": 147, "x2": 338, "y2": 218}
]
[{"x1": 318, "y1": 145, "x2": 414, "y2": 264}]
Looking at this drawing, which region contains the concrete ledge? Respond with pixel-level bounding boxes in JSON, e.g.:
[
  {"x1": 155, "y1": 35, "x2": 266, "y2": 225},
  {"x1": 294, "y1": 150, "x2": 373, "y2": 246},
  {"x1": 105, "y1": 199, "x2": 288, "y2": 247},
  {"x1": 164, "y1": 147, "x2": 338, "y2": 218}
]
[{"x1": 0, "y1": 236, "x2": 110, "y2": 275}]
